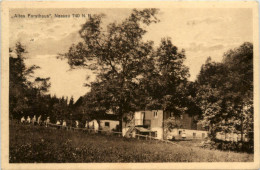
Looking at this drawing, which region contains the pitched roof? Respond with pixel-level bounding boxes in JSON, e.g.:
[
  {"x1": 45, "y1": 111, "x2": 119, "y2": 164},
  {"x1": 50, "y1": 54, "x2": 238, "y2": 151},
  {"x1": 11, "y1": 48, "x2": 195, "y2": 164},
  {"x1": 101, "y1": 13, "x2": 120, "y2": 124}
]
[{"x1": 92, "y1": 114, "x2": 119, "y2": 121}]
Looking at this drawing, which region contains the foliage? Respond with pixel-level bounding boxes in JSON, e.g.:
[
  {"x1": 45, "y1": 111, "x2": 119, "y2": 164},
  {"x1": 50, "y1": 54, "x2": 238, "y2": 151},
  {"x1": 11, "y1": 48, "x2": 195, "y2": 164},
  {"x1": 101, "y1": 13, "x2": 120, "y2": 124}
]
[
  {"x1": 62, "y1": 9, "x2": 196, "y2": 130},
  {"x1": 61, "y1": 9, "x2": 160, "y2": 128},
  {"x1": 142, "y1": 38, "x2": 190, "y2": 116},
  {"x1": 164, "y1": 117, "x2": 182, "y2": 130},
  {"x1": 9, "y1": 42, "x2": 50, "y2": 119},
  {"x1": 9, "y1": 42, "x2": 72, "y2": 123},
  {"x1": 163, "y1": 117, "x2": 182, "y2": 139},
  {"x1": 195, "y1": 42, "x2": 253, "y2": 144},
  {"x1": 201, "y1": 137, "x2": 253, "y2": 153}
]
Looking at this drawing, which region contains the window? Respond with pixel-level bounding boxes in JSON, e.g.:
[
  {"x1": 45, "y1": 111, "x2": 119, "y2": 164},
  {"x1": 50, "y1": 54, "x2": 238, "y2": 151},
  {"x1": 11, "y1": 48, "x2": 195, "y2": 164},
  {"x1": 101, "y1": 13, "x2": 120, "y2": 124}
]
[
  {"x1": 105, "y1": 122, "x2": 110, "y2": 127},
  {"x1": 153, "y1": 111, "x2": 158, "y2": 118}
]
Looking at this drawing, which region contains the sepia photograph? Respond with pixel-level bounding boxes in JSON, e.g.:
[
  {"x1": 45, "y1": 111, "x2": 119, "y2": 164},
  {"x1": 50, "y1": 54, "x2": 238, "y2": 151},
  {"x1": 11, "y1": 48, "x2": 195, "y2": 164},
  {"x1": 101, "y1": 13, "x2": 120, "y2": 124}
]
[{"x1": 1, "y1": 1, "x2": 259, "y2": 169}]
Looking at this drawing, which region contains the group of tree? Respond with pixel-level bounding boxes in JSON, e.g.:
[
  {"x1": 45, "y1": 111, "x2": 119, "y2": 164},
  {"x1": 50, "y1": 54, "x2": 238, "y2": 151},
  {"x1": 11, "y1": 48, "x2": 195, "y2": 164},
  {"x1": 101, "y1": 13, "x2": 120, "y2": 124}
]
[
  {"x1": 61, "y1": 8, "x2": 253, "y2": 147},
  {"x1": 195, "y1": 42, "x2": 253, "y2": 144},
  {"x1": 9, "y1": 42, "x2": 78, "y2": 123},
  {"x1": 10, "y1": 8, "x2": 254, "y2": 151},
  {"x1": 60, "y1": 9, "x2": 197, "y2": 130}
]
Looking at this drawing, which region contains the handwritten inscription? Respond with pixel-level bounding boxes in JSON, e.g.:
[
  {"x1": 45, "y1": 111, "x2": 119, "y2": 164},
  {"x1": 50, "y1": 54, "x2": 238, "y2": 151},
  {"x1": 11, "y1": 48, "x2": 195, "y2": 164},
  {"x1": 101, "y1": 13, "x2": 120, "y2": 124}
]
[{"x1": 11, "y1": 14, "x2": 91, "y2": 19}]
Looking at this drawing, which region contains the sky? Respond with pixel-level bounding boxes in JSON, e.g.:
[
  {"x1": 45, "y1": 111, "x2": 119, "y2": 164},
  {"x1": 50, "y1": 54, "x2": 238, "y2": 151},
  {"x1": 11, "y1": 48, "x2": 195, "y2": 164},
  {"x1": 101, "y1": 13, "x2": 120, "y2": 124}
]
[{"x1": 9, "y1": 8, "x2": 253, "y2": 100}]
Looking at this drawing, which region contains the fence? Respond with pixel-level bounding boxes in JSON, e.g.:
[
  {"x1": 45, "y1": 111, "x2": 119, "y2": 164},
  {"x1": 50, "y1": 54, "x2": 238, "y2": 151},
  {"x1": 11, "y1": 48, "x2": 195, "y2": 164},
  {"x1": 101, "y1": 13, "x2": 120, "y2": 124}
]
[
  {"x1": 17, "y1": 121, "x2": 179, "y2": 146},
  {"x1": 216, "y1": 132, "x2": 249, "y2": 142},
  {"x1": 127, "y1": 133, "x2": 179, "y2": 145},
  {"x1": 47, "y1": 123, "x2": 179, "y2": 145},
  {"x1": 47, "y1": 122, "x2": 123, "y2": 137}
]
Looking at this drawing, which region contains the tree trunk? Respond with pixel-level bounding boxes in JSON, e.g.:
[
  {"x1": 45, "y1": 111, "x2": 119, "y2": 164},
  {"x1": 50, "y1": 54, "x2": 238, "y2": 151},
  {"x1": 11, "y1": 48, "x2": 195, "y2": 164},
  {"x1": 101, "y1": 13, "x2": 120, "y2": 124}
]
[
  {"x1": 241, "y1": 116, "x2": 244, "y2": 142},
  {"x1": 209, "y1": 124, "x2": 216, "y2": 140},
  {"x1": 119, "y1": 118, "x2": 122, "y2": 132},
  {"x1": 97, "y1": 119, "x2": 101, "y2": 131}
]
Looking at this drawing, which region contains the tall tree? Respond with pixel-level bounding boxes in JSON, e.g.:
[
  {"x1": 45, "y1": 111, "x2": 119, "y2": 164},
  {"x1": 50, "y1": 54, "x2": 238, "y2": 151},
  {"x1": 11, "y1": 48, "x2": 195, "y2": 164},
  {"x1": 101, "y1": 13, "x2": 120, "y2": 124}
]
[
  {"x1": 61, "y1": 9, "x2": 159, "y2": 129},
  {"x1": 222, "y1": 42, "x2": 253, "y2": 142},
  {"x1": 196, "y1": 42, "x2": 253, "y2": 142},
  {"x1": 9, "y1": 42, "x2": 39, "y2": 119},
  {"x1": 9, "y1": 42, "x2": 51, "y2": 119},
  {"x1": 142, "y1": 38, "x2": 190, "y2": 118}
]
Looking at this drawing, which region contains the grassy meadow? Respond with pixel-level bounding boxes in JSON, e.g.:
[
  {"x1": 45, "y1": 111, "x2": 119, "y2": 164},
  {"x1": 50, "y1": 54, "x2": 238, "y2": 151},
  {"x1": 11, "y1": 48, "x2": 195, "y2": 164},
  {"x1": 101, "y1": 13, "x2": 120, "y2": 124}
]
[{"x1": 9, "y1": 122, "x2": 253, "y2": 163}]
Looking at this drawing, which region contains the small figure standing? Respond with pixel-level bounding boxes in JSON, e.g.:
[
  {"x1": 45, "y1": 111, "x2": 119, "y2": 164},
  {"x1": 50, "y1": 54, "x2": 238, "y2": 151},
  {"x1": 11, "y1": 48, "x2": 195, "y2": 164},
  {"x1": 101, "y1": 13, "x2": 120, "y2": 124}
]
[
  {"x1": 27, "y1": 116, "x2": 31, "y2": 124},
  {"x1": 32, "y1": 115, "x2": 36, "y2": 125},
  {"x1": 56, "y1": 120, "x2": 61, "y2": 129},
  {"x1": 37, "y1": 115, "x2": 42, "y2": 125},
  {"x1": 46, "y1": 117, "x2": 50, "y2": 127},
  {"x1": 56, "y1": 120, "x2": 61, "y2": 125},
  {"x1": 62, "y1": 120, "x2": 67, "y2": 129},
  {"x1": 75, "y1": 120, "x2": 79, "y2": 128},
  {"x1": 21, "y1": 116, "x2": 25, "y2": 124}
]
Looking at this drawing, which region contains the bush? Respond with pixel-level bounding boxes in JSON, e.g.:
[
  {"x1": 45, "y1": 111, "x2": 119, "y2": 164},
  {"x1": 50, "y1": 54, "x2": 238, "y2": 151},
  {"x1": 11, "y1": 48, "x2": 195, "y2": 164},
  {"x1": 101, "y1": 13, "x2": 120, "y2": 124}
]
[{"x1": 208, "y1": 139, "x2": 254, "y2": 153}]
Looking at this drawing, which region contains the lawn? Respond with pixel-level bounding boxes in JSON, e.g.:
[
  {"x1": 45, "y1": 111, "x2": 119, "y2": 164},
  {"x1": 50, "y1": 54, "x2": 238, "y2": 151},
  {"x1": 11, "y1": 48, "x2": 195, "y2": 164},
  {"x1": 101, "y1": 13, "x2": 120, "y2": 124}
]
[{"x1": 9, "y1": 122, "x2": 253, "y2": 163}]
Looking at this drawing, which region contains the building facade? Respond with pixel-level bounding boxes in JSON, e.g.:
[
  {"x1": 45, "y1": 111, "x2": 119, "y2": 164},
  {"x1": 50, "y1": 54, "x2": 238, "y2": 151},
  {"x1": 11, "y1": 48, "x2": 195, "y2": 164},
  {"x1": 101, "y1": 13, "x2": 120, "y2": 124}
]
[
  {"x1": 122, "y1": 110, "x2": 208, "y2": 140},
  {"x1": 87, "y1": 119, "x2": 120, "y2": 131},
  {"x1": 99, "y1": 120, "x2": 119, "y2": 131},
  {"x1": 122, "y1": 110, "x2": 164, "y2": 139}
]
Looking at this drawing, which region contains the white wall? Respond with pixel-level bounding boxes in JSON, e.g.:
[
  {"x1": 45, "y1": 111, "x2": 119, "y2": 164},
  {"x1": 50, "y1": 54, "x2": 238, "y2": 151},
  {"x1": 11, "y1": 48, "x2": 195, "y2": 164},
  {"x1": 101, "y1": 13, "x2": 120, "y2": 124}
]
[
  {"x1": 100, "y1": 120, "x2": 119, "y2": 131},
  {"x1": 88, "y1": 119, "x2": 99, "y2": 131},
  {"x1": 216, "y1": 132, "x2": 248, "y2": 142},
  {"x1": 122, "y1": 127, "x2": 129, "y2": 136},
  {"x1": 150, "y1": 127, "x2": 164, "y2": 139},
  {"x1": 134, "y1": 111, "x2": 143, "y2": 125},
  {"x1": 167, "y1": 128, "x2": 208, "y2": 139}
]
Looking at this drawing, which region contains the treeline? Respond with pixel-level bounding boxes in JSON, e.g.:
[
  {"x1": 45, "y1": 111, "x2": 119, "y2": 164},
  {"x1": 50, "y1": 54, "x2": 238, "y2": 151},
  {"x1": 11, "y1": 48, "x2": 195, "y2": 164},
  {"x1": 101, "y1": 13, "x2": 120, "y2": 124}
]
[
  {"x1": 196, "y1": 42, "x2": 253, "y2": 140},
  {"x1": 9, "y1": 43, "x2": 83, "y2": 124},
  {"x1": 9, "y1": 9, "x2": 253, "y2": 151},
  {"x1": 61, "y1": 9, "x2": 194, "y2": 130},
  {"x1": 61, "y1": 8, "x2": 253, "y2": 149},
  {"x1": 195, "y1": 43, "x2": 253, "y2": 152}
]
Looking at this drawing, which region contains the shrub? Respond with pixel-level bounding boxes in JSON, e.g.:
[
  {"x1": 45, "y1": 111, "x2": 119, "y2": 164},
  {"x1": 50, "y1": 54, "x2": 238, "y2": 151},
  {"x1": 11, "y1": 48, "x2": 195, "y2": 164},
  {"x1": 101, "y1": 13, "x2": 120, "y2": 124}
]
[{"x1": 208, "y1": 139, "x2": 254, "y2": 153}]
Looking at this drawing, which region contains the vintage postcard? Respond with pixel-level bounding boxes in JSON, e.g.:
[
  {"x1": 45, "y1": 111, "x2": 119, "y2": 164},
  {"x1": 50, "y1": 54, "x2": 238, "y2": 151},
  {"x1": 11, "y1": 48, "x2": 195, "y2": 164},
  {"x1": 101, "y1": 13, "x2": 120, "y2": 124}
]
[{"x1": 1, "y1": 1, "x2": 259, "y2": 169}]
